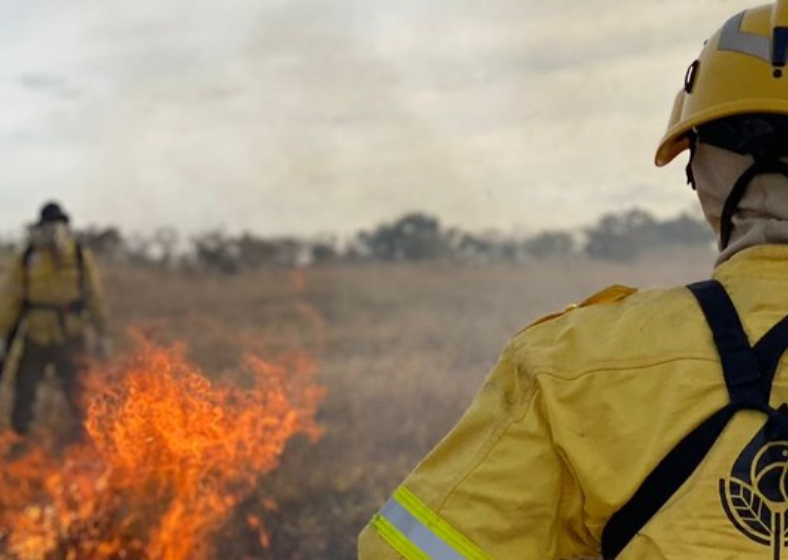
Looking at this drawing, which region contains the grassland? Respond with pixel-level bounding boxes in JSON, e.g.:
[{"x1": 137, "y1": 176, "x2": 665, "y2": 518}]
[{"x1": 0, "y1": 249, "x2": 716, "y2": 559}]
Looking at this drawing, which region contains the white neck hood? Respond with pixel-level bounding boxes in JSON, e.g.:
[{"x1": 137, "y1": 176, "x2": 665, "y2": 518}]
[{"x1": 691, "y1": 142, "x2": 788, "y2": 265}]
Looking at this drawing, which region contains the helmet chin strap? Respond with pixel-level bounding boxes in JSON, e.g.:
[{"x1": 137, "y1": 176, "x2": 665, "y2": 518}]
[
  {"x1": 685, "y1": 134, "x2": 698, "y2": 190},
  {"x1": 719, "y1": 157, "x2": 788, "y2": 249}
]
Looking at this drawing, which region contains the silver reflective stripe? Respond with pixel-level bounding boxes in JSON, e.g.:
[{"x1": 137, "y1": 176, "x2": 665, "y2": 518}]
[
  {"x1": 379, "y1": 498, "x2": 465, "y2": 560},
  {"x1": 718, "y1": 11, "x2": 770, "y2": 62}
]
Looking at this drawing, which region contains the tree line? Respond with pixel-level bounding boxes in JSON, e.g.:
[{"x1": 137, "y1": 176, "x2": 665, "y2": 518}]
[{"x1": 0, "y1": 208, "x2": 714, "y2": 272}]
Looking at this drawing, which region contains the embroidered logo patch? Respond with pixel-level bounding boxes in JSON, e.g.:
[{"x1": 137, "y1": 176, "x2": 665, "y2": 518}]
[{"x1": 720, "y1": 424, "x2": 788, "y2": 557}]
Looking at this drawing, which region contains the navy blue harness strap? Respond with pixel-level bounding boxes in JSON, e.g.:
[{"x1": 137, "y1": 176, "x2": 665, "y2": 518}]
[
  {"x1": 601, "y1": 279, "x2": 780, "y2": 560},
  {"x1": 687, "y1": 280, "x2": 766, "y2": 407},
  {"x1": 600, "y1": 403, "x2": 740, "y2": 559},
  {"x1": 753, "y1": 313, "x2": 788, "y2": 401}
]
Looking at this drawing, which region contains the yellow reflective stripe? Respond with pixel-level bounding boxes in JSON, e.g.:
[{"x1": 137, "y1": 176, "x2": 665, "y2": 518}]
[
  {"x1": 373, "y1": 486, "x2": 493, "y2": 560},
  {"x1": 373, "y1": 512, "x2": 431, "y2": 560},
  {"x1": 395, "y1": 487, "x2": 492, "y2": 560}
]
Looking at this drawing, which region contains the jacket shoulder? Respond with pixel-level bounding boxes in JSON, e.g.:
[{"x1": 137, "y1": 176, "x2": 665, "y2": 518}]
[{"x1": 512, "y1": 283, "x2": 702, "y2": 379}]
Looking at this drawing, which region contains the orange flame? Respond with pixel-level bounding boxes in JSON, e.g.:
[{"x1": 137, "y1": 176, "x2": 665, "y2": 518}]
[{"x1": 0, "y1": 335, "x2": 324, "y2": 560}]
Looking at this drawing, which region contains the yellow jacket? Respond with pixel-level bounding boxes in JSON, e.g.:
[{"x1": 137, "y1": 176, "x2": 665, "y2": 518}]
[
  {"x1": 359, "y1": 245, "x2": 788, "y2": 560},
  {"x1": 0, "y1": 239, "x2": 109, "y2": 346}
]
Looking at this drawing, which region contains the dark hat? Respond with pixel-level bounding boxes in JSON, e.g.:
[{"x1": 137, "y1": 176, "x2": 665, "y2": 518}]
[{"x1": 38, "y1": 202, "x2": 70, "y2": 225}]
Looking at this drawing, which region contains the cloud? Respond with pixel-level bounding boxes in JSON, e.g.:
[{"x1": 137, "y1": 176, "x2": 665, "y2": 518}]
[
  {"x1": 17, "y1": 73, "x2": 81, "y2": 99},
  {"x1": 0, "y1": 0, "x2": 760, "y2": 237}
]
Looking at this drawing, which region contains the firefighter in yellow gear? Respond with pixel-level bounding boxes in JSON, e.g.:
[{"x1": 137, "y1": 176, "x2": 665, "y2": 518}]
[
  {"x1": 359, "y1": 1, "x2": 788, "y2": 558},
  {"x1": 0, "y1": 202, "x2": 110, "y2": 439}
]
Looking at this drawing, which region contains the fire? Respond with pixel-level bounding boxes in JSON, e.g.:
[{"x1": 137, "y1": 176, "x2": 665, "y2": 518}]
[{"x1": 0, "y1": 335, "x2": 324, "y2": 560}]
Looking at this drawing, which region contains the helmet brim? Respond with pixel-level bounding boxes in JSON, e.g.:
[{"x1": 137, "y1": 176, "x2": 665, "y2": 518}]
[{"x1": 656, "y1": 100, "x2": 788, "y2": 166}]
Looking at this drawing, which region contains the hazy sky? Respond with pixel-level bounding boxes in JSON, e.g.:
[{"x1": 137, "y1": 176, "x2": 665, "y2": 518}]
[{"x1": 0, "y1": 0, "x2": 757, "y2": 237}]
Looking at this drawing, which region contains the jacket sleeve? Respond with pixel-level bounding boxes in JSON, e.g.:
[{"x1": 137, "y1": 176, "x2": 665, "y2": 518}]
[
  {"x1": 81, "y1": 249, "x2": 109, "y2": 334},
  {"x1": 0, "y1": 257, "x2": 26, "y2": 342},
  {"x1": 358, "y1": 341, "x2": 597, "y2": 560}
]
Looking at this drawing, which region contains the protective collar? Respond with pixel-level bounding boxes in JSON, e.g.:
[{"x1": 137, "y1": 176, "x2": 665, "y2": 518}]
[{"x1": 691, "y1": 143, "x2": 788, "y2": 265}]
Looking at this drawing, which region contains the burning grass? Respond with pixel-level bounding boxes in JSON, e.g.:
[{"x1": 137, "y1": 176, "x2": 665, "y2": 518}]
[{"x1": 0, "y1": 335, "x2": 323, "y2": 560}]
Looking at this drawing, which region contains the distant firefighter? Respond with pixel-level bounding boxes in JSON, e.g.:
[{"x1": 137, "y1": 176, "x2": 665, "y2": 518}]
[{"x1": 0, "y1": 202, "x2": 110, "y2": 441}]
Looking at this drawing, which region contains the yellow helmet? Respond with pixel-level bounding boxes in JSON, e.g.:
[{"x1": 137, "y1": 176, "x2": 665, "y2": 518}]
[{"x1": 656, "y1": 1, "x2": 788, "y2": 166}]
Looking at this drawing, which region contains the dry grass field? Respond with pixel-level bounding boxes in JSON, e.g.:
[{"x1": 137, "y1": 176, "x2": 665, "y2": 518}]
[{"x1": 0, "y1": 248, "x2": 716, "y2": 559}]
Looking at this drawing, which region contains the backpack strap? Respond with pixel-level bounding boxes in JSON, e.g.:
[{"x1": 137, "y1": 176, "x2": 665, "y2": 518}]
[
  {"x1": 752, "y1": 312, "x2": 788, "y2": 400},
  {"x1": 601, "y1": 280, "x2": 774, "y2": 559},
  {"x1": 21, "y1": 244, "x2": 34, "y2": 297},
  {"x1": 687, "y1": 281, "x2": 766, "y2": 407},
  {"x1": 74, "y1": 240, "x2": 85, "y2": 300}
]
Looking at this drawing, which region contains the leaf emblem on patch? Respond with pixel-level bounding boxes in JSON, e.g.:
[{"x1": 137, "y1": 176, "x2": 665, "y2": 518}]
[
  {"x1": 721, "y1": 421, "x2": 788, "y2": 557},
  {"x1": 721, "y1": 477, "x2": 774, "y2": 545}
]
